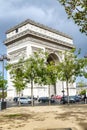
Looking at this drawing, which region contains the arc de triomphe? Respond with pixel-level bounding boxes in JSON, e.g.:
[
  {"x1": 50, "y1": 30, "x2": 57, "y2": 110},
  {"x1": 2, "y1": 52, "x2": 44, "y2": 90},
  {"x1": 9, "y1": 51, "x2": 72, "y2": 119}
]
[{"x1": 4, "y1": 19, "x2": 76, "y2": 98}]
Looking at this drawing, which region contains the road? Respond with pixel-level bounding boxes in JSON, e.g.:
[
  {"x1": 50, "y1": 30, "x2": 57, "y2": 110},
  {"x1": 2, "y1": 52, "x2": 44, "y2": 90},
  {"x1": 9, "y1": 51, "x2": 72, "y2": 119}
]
[{"x1": 6, "y1": 99, "x2": 85, "y2": 108}]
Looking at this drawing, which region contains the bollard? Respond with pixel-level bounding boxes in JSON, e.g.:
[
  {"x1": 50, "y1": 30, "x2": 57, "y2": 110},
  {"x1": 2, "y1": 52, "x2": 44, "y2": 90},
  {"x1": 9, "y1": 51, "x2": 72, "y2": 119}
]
[{"x1": 0, "y1": 101, "x2": 7, "y2": 110}]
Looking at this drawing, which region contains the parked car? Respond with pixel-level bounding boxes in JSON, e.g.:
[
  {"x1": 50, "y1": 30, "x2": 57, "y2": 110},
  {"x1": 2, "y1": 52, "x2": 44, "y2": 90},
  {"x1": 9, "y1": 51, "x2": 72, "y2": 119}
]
[
  {"x1": 18, "y1": 97, "x2": 31, "y2": 104},
  {"x1": 52, "y1": 95, "x2": 62, "y2": 100},
  {"x1": 60, "y1": 96, "x2": 76, "y2": 104},
  {"x1": 38, "y1": 97, "x2": 55, "y2": 103},
  {"x1": 70, "y1": 96, "x2": 81, "y2": 102},
  {"x1": 14, "y1": 96, "x2": 36, "y2": 104}
]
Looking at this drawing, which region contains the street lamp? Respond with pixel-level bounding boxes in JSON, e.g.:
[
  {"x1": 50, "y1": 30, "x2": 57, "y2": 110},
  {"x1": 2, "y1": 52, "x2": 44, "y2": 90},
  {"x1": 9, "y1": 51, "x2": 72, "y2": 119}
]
[{"x1": 0, "y1": 54, "x2": 10, "y2": 101}]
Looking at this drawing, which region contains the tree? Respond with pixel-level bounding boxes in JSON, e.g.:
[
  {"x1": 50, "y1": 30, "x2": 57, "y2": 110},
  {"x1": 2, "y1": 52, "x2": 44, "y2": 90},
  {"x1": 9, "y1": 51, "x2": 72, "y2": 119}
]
[
  {"x1": 58, "y1": 0, "x2": 87, "y2": 35},
  {"x1": 6, "y1": 51, "x2": 57, "y2": 106},
  {"x1": 6, "y1": 59, "x2": 26, "y2": 106},
  {"x1": 37, "y1": 61, "x2": 57, "y2": 105},
  {"x1": 0, "y1": 73, "x2": 7, "y2": 101},
  {"x1": 57, "y1": 49, "x2": 85, "y2": 104},
  {"x1": 45, "y1": 62, "x2": 57, "y2": 105},
  {"x1": 24, "y1": 51, "x2": 48, "y2": 106}
]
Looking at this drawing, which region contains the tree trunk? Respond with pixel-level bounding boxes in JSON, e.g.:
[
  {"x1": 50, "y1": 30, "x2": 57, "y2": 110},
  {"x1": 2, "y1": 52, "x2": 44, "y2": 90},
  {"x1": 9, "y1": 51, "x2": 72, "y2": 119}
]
[
  {"x1": 66, "y1": 81, "x2": 69, "y2": 105},
  {"x1": 54, "y1": 83, "x2": 56, "y2": 95},
  {"x1": 62, "y1": 81, "x2": 65, "y2": 104},
  {"x1": 18, "y1": 92, "x2": 21, "y2": 106},
  {"x1": 48, "y1": 85, "x2": 51, "y2": 105},
  {"x1": 31, "y1": 80, "x2": 34, "y2": 106},
  {"x1": 2, "y1": 89, "x2": 4, "y2": 102}
]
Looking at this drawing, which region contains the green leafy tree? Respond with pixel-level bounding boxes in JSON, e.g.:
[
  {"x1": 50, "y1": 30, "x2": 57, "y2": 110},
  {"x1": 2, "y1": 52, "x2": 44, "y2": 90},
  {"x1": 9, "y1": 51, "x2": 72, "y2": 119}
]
[
  {"x1": 37, "y1": 61, "x2": 57, "y2": 105},
  {"x1": 24, "y1": 51, "x2": 48, "y2": 106},
  {"x1": 6, "y1": 59, "x2": 26, "y2": 106},
  {"x1": 57, "y1": 49, "x2": 85, "y2": 104},
  {"x1": 0, "y1": 73, "x2": 7, "y2": 101},
  {"x1": 58, "y1": 0, "x2": 87, "y2": 35}
]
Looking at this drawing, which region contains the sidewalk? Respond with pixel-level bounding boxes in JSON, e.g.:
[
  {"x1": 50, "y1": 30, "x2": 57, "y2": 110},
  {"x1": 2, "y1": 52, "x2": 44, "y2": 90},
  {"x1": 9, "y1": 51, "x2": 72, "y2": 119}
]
[{"x1": 0, "y1": 104, "x2": 87, "y2": 130}]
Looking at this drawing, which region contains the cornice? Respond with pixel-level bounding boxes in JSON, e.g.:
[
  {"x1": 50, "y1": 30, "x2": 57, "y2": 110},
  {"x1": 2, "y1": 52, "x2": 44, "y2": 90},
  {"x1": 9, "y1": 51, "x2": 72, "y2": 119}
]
[
  {"x1": 6, "y1": 19, "x2": 72, "y2": 39},
  {"x1": 4, "y1": 29, "x2": 75, "y2": 49},
  {"x1": 7, "y1": 37, "x2": 71, "y2": 53}
]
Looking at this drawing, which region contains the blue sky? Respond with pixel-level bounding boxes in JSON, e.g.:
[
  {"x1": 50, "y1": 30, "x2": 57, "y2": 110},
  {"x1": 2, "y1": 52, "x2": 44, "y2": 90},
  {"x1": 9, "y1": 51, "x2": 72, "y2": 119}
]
[{"x1": 0, "y1": 0, "x2": 87, "y2": 82}]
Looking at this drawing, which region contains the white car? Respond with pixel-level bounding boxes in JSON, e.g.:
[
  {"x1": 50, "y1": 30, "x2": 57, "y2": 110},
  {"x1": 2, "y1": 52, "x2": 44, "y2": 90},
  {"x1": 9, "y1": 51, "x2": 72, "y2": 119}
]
[{"x1": 18, "y1": 97, "x2": 30, "y2": 104}]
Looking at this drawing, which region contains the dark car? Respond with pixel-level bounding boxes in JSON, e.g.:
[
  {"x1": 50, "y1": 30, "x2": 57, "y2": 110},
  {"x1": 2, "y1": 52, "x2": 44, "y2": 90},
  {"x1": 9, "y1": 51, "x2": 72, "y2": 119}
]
[
  {"x1": 60, "y1": 96, "x2": 76, "y2": 104},
  {"x1": 70, "y1": 96, "x2": 81, "y2": 102},
  {"x1": 38, "y1": 97, "x2": 55, "y2": 103}
]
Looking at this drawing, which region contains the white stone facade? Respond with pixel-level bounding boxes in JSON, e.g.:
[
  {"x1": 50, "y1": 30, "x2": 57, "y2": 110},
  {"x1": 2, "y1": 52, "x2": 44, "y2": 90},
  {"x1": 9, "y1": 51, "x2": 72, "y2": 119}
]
[{"x1": 4, "y1": 19, "x2": 76, "y2": 98}]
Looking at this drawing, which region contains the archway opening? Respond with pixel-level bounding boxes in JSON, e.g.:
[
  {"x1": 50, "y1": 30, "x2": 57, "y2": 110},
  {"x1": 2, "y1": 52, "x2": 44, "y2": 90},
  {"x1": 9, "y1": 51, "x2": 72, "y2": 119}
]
[
  {"x1": 47, "y1": 53, "x2": 59, "y2": 95},
  {"x1": 47, "y1": 53, "x2": 59, "y2": 64}
]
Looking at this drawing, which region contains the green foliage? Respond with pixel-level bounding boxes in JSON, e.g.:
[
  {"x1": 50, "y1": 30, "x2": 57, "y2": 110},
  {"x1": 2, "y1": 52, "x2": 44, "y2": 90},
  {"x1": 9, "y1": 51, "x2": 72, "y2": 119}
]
[
  {"x1": 0, "y1": 75, "x2": 7, "y2": 90},
  {"x1": 6, "y1": 58, "x2": 26, "y2": 94},
  {"x1": 57, "y1": 49, "x2": 85, "y2": 104},
  {"x1": 57, "y1": 49, "x2": 84, "y2": 83},
  {"x1": 24, "y1": 51, "x2": 48, "y2": 83},
  {"x1": 37, "y1": 61, "x2": 57, "y2": 86},
  {"x1": 0, "y1": 92, "x2": 7, "y2": 99},
  {"x1": 58, "y1": 0, "x2": 87, "y2": 35},
  {"x1": 80, "y1": 89, "x2": 86, "y2": 95},
  {"x1": 0, "y1": 73, "x2": 7, "y2": 100}
]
